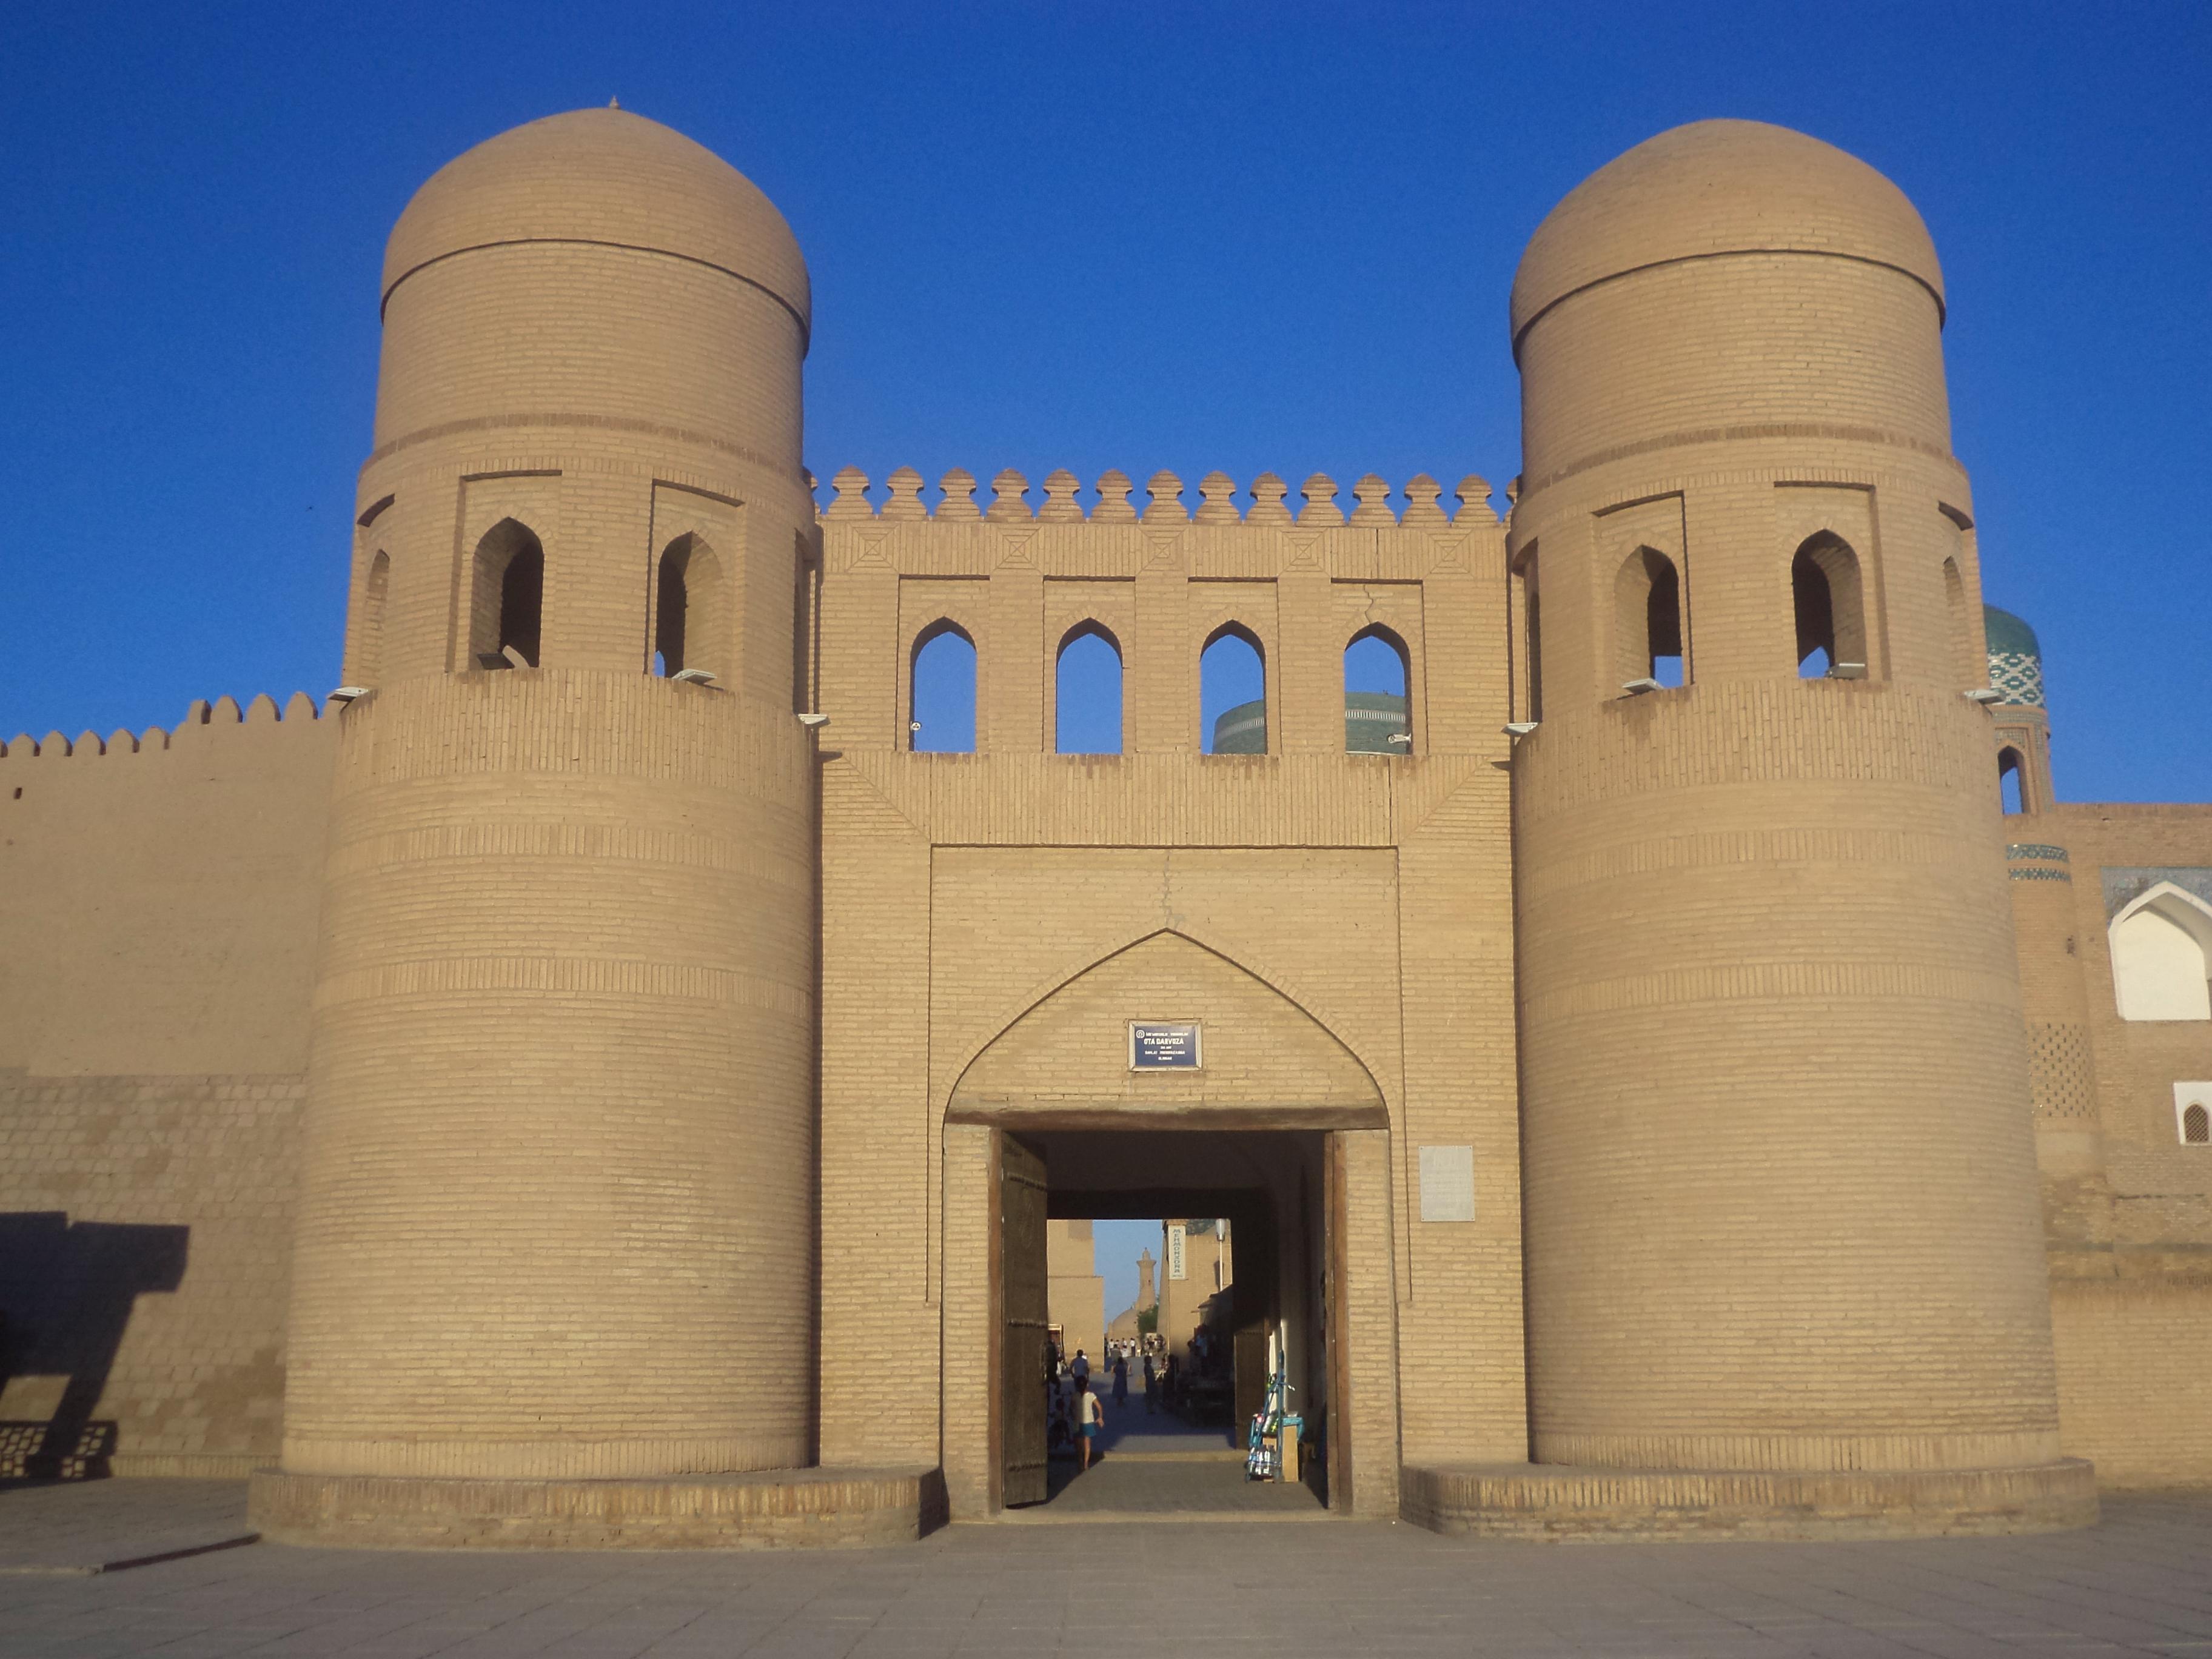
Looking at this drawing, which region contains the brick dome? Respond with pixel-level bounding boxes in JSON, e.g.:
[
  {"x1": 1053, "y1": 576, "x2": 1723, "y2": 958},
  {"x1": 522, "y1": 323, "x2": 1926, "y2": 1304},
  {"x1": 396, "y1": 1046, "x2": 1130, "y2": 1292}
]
[
  {"x1": 381, "y1": 107, "x2": 810, "y2": 335},
  {"x1": 1510, "y1": 119, "x2": 1943, "y2": 352}
]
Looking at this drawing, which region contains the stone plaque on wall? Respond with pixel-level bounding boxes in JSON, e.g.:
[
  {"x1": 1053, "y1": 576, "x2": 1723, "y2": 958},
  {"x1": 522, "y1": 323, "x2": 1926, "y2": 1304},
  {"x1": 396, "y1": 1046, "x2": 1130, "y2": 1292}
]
[{"x1": 1419, "y1": 1145, "x2": 1476, "y2": 1222}]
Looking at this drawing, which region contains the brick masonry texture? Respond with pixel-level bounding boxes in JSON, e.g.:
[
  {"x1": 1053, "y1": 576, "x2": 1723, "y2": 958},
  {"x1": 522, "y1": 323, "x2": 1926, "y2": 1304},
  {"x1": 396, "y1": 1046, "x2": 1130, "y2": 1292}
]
[{"x1": 2, "y1": 111, "x2": 2208, "y2": 1543}]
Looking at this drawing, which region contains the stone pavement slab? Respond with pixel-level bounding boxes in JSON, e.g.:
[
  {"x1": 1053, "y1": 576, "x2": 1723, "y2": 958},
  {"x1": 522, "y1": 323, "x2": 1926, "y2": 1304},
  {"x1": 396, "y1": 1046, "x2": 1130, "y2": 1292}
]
[
  {"x1": 0, "y1": 1479, "x2": 256, "y2": 1577},
  {"x1": 1033, "y1": 1456, "x2": 1325, "y2": 1516},
  {"x1": 1, "y1": 1487, "x2": 2210, "y2": 1655}
]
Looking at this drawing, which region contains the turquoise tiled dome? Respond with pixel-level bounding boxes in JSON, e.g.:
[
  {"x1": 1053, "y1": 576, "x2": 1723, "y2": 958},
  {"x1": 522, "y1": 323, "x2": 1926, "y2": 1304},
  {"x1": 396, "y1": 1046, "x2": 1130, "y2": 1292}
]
[{"x1": 1983, "y1": 605, "x2": 2043, "y2": 708}]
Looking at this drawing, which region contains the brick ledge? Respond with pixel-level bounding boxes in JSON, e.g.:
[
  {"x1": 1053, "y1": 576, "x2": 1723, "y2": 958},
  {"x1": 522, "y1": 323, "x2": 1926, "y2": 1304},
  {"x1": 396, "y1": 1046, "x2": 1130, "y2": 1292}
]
[
  {"x1": 249, "y1": 1466, "x2": 947, "y2": 1550},
  {"x1": 1400, "y1": 1459, "x2": 2097, "y2": 1541}
]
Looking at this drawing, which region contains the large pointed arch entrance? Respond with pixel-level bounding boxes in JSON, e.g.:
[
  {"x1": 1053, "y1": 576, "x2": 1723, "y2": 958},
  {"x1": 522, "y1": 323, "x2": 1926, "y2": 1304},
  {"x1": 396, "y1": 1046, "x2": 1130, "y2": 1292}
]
[{"x1": 937, "y1": 932, "x2": 1402, "y2": 1520}]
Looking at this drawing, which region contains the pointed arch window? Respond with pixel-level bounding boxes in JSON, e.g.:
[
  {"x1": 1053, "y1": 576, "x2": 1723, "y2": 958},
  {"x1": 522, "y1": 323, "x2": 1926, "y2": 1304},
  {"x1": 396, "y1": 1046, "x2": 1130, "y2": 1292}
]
[
  {"x1": 1615, "y1": 546, "x2": 1684, "y2": 688},
  {"x1": 911, "y1": 621, "x2": 977, "y2": 752},
  {"x1": 1942, "y1": 557, "x2": 1976, "y2": 689},
  {"x1": 1999, "y1": 746, "x2": 2027, "y2": 816},
  {"x1": 654, "y1": 534, "x2": 725, "y2": 679},
  {"x1": 470, "y1": 519, "x2": 543, "y2": 668},
  {"x1": 357, "y1": 550, "x2": 390, "y2": 685},
  {"x1": 2110, "y1": 884, "x2": 2212, "y2": 1022},
  {"x1": 1344, "y1": 626, "x2": 1411, "y2": 754},
  {"x1": 2184, "y1": 1102, "x2": 2210, "y2": 1146},
  {"x1": 1056, "y1": 623, "x2": 1123, "y2": 754},
  {"x1": 1793, "y1": 533, "x2": 1866, "y2": 679},
  {"x1": 1518, "y1": 550, "x2": 1543, "y2": 722},
  {"x1": 1201, "y1": 624, "x2": 1266, "y2": 754}
]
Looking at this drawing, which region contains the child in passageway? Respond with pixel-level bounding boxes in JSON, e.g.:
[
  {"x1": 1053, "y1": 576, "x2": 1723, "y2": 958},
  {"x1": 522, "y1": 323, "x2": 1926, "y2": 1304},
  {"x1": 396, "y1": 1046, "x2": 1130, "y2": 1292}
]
[{"x1": 1076, "y1": 1376, "x2": 1104, "y2": 1470}]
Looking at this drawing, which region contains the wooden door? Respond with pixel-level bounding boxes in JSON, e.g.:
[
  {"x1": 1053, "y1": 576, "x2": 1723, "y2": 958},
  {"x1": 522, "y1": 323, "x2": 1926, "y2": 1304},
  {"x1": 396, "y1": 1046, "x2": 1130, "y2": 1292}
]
[{"x1": 999, "y1": 1133, "x2": 1049, "y2": 1506}]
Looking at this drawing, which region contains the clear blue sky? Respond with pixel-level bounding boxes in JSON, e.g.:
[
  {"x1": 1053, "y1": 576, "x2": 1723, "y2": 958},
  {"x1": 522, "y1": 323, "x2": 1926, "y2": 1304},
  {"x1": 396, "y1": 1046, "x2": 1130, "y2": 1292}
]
[{"x1": 2, "y1": 2, "x2": 2207, "y2": 803}]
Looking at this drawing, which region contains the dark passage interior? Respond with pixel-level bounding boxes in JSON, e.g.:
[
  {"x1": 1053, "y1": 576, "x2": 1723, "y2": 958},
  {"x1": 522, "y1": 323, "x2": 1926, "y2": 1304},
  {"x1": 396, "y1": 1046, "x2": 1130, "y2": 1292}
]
[{"x1": 997, "y1": 1128, "x2": 1335, "y2": 1516}]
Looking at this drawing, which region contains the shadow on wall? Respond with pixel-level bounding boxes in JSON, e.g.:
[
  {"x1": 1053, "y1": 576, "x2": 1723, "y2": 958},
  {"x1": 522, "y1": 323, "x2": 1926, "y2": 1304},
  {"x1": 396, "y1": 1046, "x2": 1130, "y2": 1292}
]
[{"x1": 0, "y1": 1212, "x2": 187, "y2": 1481}]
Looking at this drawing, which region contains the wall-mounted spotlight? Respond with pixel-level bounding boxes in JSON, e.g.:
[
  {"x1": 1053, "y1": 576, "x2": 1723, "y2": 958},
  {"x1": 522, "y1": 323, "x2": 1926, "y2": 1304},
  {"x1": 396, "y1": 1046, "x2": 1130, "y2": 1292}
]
[
  {"x1": 1502, "y1": 722, "x2": 1538, "y2": 737},
  {"x1": 1828, "y1": 662, "x2": 1868, "y2": 680},
  {"x1": 329, "y1": 686, "x2": 369, "y2": 704},
  {"x1": 1621, "y1": 677, "x2": 1662, "y2": 695},
  {"x1": 797, "y1": 712, "x2": 831, "y2": 729},
  {"x1": 1963, "y1": 688, "x2": 2006, "y2": 704},
  {"x1": 1387, "y1": 732, "x2": 1412, "y2": 746},
  {"x1": 671, "y1": 668, "x2": 718, "y2": 686}
]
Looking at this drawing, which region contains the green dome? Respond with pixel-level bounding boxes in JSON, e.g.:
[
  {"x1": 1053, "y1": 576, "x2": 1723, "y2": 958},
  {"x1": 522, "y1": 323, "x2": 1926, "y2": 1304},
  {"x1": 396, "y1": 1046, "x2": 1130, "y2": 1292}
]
[
  {"x1": 1345, "y1": 692, "x2": 1410, "y2": 755},
  {"x1": 1210, "y1": 700, "x2": 1268, "y2": 754},
  {"x1": 1983, "y1": 605, "x2": 2040, "y2": 659}
]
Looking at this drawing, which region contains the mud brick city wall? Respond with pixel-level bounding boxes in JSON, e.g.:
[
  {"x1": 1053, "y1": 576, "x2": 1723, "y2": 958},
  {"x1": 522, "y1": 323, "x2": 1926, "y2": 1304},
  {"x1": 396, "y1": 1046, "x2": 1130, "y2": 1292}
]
[{"x1": 0, "y1": 699, "x2": 332, "y2": 1472}]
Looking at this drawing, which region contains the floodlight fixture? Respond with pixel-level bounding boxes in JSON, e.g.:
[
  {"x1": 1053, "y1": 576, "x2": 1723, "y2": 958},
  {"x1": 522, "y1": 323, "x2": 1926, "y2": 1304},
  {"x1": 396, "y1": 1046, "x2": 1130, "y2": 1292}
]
[
  {"x1": 671, "y1": 668, "x2": 718, "y2": 686},
  {"x1": 1829, "y1": 662, "x2": 1868, "y2": 680},
  {"x1": 1964, "y1": 688, "x2": 2006, "y2": 705},
  {"x1": 797, "y1": 712, "x2": 831, "y2": 729},
  {"x1": 1621, "y1": 677, "x2": 1662, "y2": 695},
  {"x1": 1502, "y1": 722, "x2": 1538, "y2": 737}
]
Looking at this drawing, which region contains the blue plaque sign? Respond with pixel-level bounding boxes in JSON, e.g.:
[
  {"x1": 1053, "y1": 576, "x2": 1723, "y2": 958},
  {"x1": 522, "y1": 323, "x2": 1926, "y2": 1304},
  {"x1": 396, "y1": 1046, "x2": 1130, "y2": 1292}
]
[{"x1": 1129, "y1": 1022, "x2": 1202, "y2": 1070}]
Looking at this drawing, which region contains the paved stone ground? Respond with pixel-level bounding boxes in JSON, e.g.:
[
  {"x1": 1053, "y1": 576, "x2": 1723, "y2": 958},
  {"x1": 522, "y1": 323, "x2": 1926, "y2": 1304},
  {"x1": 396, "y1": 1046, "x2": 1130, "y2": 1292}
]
[
  {"x1": 1037, "y1": 1390, "x2": 1324, "y2": 1514},
  {"x1": 4, "y1": 1484, "x2": 2212, "y2": 1655},
  {"x1": 0, "y1": 1480, "x2": 255, "y2": 1577}
]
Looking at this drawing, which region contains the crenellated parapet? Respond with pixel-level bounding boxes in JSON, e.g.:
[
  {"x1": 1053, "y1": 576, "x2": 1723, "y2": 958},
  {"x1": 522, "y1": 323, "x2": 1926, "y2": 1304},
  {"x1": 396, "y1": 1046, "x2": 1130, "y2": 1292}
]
[
  {"x1": 2, "y1": 691, "x2": 326, "y2": 762},
  {"x1": 814, "y1": 465, "x2": 1518, "y2": 759},
  {"x1": 823, "y1": 466, "x2": 1502, "y2": 529}
]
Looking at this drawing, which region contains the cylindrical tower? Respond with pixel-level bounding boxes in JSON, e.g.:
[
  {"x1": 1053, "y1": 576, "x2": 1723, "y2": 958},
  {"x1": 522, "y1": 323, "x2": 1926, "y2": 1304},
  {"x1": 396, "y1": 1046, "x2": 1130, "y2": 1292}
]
[
  {"x1": 276, "y1": 112, "x2": 819, "y2": 1496},
  {"x1": 1507, "y1": 122, "x2": 2077, "y2": 1503}
]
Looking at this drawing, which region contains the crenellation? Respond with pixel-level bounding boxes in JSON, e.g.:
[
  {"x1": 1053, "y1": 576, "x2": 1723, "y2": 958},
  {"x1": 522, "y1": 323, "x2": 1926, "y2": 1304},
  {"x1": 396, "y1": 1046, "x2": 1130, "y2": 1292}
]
[
  {"x1": 1092, "y1": 468, "x2": 1136, "y2": 521},
  {"x1": 882, "y1": 464, "x2": 927, "y2": 520},
  {"x1": 938, "y1": 466, "x2": 982, "y2": 519},
  {"x1": 1141, "y1": 469, "x2": 1185, "y2": 523},
  {"x1": 987, "y1": 467, "x2": 1031, "y2": 521},
  {"x1": 1248, "y1": 471, "x2": 1292, "y2": 525},
  {"x1": 1038, "y1": 468, "x2": 1083, "y2": 521},
  {"x1": 1195, "y1": 471, "x2": 1239, "y2": 523},
  {"x1": 1350, "y1": 474, "x2": 1395, "y2": 526},
  {"x1": 1296, "y1": 472, "x2": 1343, "y2": 526}
]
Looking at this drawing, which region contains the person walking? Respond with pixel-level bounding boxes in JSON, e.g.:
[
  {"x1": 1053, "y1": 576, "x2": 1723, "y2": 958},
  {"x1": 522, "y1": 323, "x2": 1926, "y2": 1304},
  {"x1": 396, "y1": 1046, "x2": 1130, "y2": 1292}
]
[
  {"x1": 1075, "y1": 1375, "x2": 1104, "y2": 1471},
  {"x1": 1111, "y1": 1351, "x2": 1129, "y2": 1409},
  {"x1": 1071, "y1": 1348, "x2": 1090, "y2": 1386},
  {"x1": 1142, "y1": 1353, "x2": 1158, "y2": 1415}
]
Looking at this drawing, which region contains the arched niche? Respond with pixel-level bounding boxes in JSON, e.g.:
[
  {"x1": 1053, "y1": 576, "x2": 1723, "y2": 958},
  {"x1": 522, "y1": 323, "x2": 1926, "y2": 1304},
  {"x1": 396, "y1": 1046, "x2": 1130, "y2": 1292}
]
[
  {"x1": 949, "y1": 931, "x2": 1384, "y2": 1127},
  {"x1": 1999, "y1": 746, "x2": 2027, "y2": 816},
  {"x1": 469, "y1": 518, "x2": 543, "y2": 668},
  {"x1": 1201, "y1": 623, "x2": 1267, "y2": 754},
  {"x1": 1056, "y1": 622, "x2": 1124, "y2": 755},
  {"x1": 1614, "y1": 545, "x2": 1684, "y2": 688},
  {"x1": 654, "y1": 532, "x2": 726, "y2": 679},
  {"x1": 2111, "y1": 883, "x2": 2212, "y2": 1022},
  {"x1": 1343, "y1": 625, "x2": 1412, "y2": 754},
  {"x1": 356, "y1": 549, "x2": 390, "y2": 684},
  {"x1": 1792, "y1": 532, "x2": 1866, "y2": 679},
  {"x1": 911, "y1": 620, "x2": 977, "y2": 752}
]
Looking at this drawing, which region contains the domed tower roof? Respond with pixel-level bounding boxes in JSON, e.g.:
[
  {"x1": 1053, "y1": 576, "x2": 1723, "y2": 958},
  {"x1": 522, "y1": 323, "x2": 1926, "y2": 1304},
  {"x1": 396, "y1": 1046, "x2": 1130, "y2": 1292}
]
[
  {"x1": 1983, "y1": 604, "x2": 2045, "y2": 708},
  {"x1": 1982, "y1": 604, "x2": 2041, "y2": 659},
  {"x1": 381, "y1": 107, "x2": 810, "y2": 338},
  {"x1": 1510, "y1": 119, "x2": 1943, "y2": 354}
]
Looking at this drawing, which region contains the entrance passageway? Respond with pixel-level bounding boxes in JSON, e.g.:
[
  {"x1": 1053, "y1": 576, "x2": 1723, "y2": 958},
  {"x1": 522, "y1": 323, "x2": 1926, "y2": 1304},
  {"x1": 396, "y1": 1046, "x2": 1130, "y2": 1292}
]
[{"x1": 1001, "y1": 1130, "x2": 1334, "y2": 1518}]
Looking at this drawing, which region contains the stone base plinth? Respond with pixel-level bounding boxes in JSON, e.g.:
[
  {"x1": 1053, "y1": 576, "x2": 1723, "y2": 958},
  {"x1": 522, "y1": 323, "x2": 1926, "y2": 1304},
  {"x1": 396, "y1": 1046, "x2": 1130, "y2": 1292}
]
[
  {"x1": 1401, "y1": 1460, "x2": 2098, "y2": 1541},
  {"x1": 249, "y1": 1465, "x2": 947, "y2": 1550}
]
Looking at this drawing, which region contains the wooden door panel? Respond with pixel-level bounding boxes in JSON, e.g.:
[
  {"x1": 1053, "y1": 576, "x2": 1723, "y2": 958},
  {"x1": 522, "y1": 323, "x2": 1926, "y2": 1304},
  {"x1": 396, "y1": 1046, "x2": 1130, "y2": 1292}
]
[{"x1": 999, "y1": 1133, "x2": 1049, "y2": 1507}]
